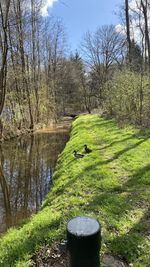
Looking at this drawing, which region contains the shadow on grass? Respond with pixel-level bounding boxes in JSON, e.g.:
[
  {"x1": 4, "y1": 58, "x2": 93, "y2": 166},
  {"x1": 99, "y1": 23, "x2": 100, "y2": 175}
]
[
  {"x1": 124, "y1": 163, "x2": 150, "y2": 188},
  {"x1": 44, "y1": 135, "x2": 150, "y2": 207},
  {"x1": 98, "y1": 135, "x2": 137, "y2": 150},
  {"x1": 95, "y1": 136, "x2": 149, "y2": 166},
  {"x1": 87, "y1": 162, "x2": 150, "y2": 264},
  {"x1": 88, "y1": 160, "x2": 150, "y2": 216},
  {"x1": 50, "y1": 120, "x2": 150, "y2": 265},
  {"x1": 108, "y1": 207, "x2": 150, "y2": 264},
  {"x1": 84, "y1": 143, "x2": 138, "y2": 171},
  {"x1": 0, "y1": 213, "x2": 62, "y2": 266}
]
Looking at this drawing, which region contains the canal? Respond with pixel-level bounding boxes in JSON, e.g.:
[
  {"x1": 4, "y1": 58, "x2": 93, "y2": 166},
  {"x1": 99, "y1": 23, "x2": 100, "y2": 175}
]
[{"x1": 0, "y1": 129, "x2": 69, "y2": 234}]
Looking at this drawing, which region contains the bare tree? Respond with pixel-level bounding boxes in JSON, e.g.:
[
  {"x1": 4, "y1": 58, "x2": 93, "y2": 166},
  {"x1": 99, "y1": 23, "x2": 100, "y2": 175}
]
[
  {"x1": 140, "y1": 0, "x2": 150, "y2": 69},
  {"x1": 10, "y1": 0, "x2": 34, "y2": 128},
  {"x1": 31, "y1": 0, "x2": 43, "y2": 123},
  {"x1": 81, "y1": 25, "x2": 125, "y2": 105},
  {"x1": 0, "y1": 0, "x2": 11, "y2": 136},
  {"x1": 42, "y1": 17, "x2": 67, "y2": 120},
  {"x1": 125, "y1": 0, "x2": 132, "y2": 65}
]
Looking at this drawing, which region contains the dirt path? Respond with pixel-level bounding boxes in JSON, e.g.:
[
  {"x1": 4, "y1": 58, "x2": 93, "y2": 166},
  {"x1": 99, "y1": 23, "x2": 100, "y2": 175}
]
[{"x1": 32, "y1": 241, "x2": 129, "y2": 267}]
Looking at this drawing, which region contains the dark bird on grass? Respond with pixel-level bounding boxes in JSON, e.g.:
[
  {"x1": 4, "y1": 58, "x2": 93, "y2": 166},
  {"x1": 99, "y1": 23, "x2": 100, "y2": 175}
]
[
  {"x1": 73, "y1": 150, "x2": 84, "y2": 158},
  {"x1": 84, "y1": 144, "x2": 92, "y2": 153}
]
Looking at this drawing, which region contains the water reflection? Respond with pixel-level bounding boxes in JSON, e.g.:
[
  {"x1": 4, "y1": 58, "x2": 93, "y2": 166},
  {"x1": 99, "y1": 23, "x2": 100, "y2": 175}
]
[{"x1": 0, "y1": 131, "x2": 69, "y2": 233}]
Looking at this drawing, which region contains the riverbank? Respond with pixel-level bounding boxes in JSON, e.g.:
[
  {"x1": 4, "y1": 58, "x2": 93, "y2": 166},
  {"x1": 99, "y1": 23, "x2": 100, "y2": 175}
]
[
  {"x1": 0, "y1": 116, "x2": 72, "y2": 142},
  {"x1": 35, "y1": 116, "x2": 73, "y2": 134},
  {"x1": 0, "y1": 114, "x2": 149, "y2": 266}
]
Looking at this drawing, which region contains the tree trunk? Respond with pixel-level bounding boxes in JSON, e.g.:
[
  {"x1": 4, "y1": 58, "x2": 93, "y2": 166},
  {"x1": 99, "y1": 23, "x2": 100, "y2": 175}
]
[
  {"x1": 141, "y1": 0, "x2": 150, "y2": 70},
  {"x1": 125, "y1": 0, "x2": 132, "y2": 65},
  {"x1": 0, "y1": 0, "x2": 11, "y2": 116}
]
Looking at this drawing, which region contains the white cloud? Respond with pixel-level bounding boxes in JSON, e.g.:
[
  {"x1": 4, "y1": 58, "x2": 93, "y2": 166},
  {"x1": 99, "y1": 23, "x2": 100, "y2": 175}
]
[
  {"x1": 41, "y1": 0, "x2": 58, "y2": 16},
  {"x1": 130, "y1": 0, "x2": 140, "y2": 10},
  {"x1": 115, "y1": 24, "x2": 126, "y2": 35}
]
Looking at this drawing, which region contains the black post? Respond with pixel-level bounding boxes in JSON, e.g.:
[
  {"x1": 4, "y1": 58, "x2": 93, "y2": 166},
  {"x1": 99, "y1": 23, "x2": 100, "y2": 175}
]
[{"x1": 67, "y1": 216, "x2": 101, "y2": 267}]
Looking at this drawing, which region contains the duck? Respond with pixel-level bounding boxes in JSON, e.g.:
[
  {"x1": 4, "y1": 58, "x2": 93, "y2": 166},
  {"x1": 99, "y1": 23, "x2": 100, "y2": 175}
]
[
  {"x1": 73, "y1": 150, "x2": 84, "y2": 158},
  {"x1": 84, "y1": 144, "x2": 92, "y2": 153}
]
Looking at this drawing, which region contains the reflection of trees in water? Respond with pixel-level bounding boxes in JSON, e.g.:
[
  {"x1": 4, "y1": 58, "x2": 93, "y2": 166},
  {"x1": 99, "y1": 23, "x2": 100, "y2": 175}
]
[
  {"x1": 0, "y1": 145, "x2": 11, "y2": 231},
  {"x1": 0, "y1": 132, "x2": 69, "y2": 233}
]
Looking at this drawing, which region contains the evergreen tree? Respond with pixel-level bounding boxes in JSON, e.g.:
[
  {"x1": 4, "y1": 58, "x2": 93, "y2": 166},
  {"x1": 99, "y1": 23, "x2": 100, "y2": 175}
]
[{"x1": 126, "y1": 40, "x2": 143, "y2": 71}]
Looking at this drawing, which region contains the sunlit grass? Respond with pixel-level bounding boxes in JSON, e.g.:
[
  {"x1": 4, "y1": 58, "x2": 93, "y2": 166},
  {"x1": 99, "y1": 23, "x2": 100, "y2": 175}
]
[{"x1": 0, "y1": 114, "x2": 149, "y2": 266}]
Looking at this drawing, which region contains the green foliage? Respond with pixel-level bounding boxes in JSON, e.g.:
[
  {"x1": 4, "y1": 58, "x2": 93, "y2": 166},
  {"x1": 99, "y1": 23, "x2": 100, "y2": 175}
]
[
  {"x1": 0, "y1": 115, "x2": 149, "y2": 266},
  {"x1": 104, "y1": 70, "x2": 150, "y2": 126}
]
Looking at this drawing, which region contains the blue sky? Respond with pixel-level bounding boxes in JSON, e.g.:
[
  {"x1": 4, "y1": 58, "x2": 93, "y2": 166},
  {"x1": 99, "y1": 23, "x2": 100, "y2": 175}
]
[{"x1": 42, "y1": 0, "x2": 123, "y2": 51}]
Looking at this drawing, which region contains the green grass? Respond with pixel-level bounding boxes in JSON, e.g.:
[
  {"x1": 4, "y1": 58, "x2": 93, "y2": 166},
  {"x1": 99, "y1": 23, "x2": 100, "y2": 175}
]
[{"x1": 0, "y1": 114, "x2": 149, "y2": 266}]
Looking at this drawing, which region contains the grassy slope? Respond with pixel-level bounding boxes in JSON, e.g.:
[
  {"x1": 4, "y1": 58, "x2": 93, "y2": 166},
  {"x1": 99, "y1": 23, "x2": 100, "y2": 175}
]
[{"x1": 0, "y1": 114, "x2": 149, "y2": 267}]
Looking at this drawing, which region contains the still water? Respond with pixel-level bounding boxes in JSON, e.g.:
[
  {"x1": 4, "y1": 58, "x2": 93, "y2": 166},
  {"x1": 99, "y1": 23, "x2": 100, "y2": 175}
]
[{"x1": 0, "y1": 131, "x2": 69, "y2": 234}]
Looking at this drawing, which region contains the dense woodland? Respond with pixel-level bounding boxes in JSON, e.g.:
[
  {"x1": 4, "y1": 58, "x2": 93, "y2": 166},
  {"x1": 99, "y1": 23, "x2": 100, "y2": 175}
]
[{"x1": 1, "y1": 0, "x2": 150, "y2": 139}]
